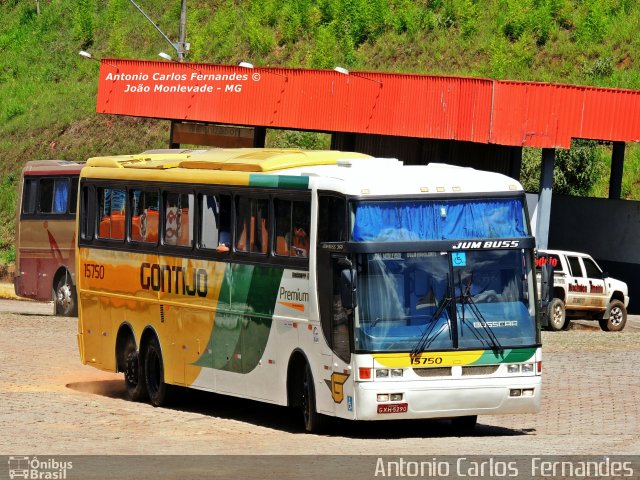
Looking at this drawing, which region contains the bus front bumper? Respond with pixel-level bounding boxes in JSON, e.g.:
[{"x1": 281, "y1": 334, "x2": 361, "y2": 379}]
[{"x1": 353, "y1": 375, "x2": 541, "y2": 421}]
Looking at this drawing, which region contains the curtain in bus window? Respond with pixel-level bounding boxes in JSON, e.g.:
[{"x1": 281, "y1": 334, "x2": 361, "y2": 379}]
[
  {"x1": 53, "y1": 179, "x2": 68, "y2": 213},
  {"x1": 352, "y1": 199, "x2": 527, "y2": 242}
]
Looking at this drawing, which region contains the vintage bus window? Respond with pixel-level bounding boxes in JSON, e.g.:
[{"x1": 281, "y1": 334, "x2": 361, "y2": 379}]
[
  {"x1": 164, "y1": 192, "x2": 194, "y2": 247},
  {"x1": 22, "y1": 178, "x2": 38, "y2": 214},
  {"x1": 38, "y1": 178, "x2": 69, "y2": 214},
  {"x1": 131, "y1": 190, "x2": 159, "y2": 243},
  {"x1": 200, "y1": 194, "x2": 231, "y2": 253},
  {"x1": 69, "y1": 177, "x2": 79, "y2": 214},
  {"x1": 274, "y1": 199, "x2": 310, "y2": 257},
  {"x1": 97, "y1": 187, "x2": 126, "y2": 240},
  {"x1": 235, "y1": 197, "x2": 268, "y2": 254}
]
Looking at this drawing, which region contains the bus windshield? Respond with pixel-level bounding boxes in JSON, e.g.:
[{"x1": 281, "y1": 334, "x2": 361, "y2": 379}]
[{"x1": 353, "y1": 249, "x2": 537, "y2": 352}]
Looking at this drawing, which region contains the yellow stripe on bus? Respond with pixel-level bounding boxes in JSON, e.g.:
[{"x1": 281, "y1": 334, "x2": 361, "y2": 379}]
[{"x1": 373, "y1": 351, "x2": 485, "y2": 368}]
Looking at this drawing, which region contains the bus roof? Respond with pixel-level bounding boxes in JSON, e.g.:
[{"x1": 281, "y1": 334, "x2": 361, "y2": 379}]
[
  {"x1": 82, "y1": 148, "x2": 523, "y2": 195},
  {"x1": 23, "y1": 160, "x2": 84, "y2": 176},
  {"x1": 85, "y1": 148, "x2": 371, "y2": 172}
]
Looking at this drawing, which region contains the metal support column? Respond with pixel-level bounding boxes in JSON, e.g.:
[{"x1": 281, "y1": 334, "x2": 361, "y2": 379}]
[
  {"x1": 253, "y1": 127, "x2": 266, "y2": 147},
  {"x1": 609, "y1": 141, "x2": 625, "y2": 199},
  {"x1": 509, "y1": 146, "x2": 523, "y2": 181},
  {"x1": 536, "y1": 148, "x2": 555, "y2": 250},
  {"x1": 169, "y1": 120, "x2": 180, "y2": 148}
]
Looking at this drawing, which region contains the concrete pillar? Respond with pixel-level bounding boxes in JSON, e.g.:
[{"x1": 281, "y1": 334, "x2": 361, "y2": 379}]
[
  {"x1": 536, "y1": 148, "x2": 555, "y2": 250},
  {"x1": 609, "y1": 141, "x2": 625, "y2": 199}
]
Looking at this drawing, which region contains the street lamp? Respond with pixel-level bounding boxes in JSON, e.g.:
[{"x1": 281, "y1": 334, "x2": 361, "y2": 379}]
[
  {"x1": 334, "y1": 66, "x2": 383, "y2": 87},
  {"x1": 238, "y1": 61, "x2": 287, "y2": 80},
  {"x1": 78, "y1": 50, "x2": 119, "y2": 70}
]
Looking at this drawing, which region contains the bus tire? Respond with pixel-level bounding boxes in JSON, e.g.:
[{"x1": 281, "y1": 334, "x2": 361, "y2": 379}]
[
  {"x1": 599, "y1": 300, "x2": 627, "y2": 332},
  {"x1": 144, "y1": 336, "x2": 173, "y2": 407},
  {"x1": 301, "y1": 363, "x2": 325, "y2": 433},
  {"x1": 123, "y1": 337, "x2": 147, "y2": 402},
  {"x1": 451, "y1": 415, "x2": 477, "y2": 433},
  {"x1": 54, "y1": 272, "x2": 77, "y2": 317},
  {"x1": 547, "y1": 298, "x2": 566, "y2": 331}
]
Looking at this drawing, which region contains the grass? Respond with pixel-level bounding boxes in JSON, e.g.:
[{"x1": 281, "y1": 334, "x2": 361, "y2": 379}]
[{"x1": 1, "y1": 0, "x2": 640, "y2": 263}]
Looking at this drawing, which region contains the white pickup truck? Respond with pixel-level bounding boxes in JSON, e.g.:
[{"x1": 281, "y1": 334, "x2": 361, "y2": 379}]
[{"x1": 536, "y1": 249, "x2": 629, "y2": 331}]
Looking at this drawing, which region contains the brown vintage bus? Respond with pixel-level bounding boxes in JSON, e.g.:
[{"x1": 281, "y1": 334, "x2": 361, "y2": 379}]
[{"x1": 14, "y1": 160, "x2": 82, "y2": 316}]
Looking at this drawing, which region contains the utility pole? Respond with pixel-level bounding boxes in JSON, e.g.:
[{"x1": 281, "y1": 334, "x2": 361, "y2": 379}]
[
  {"x1": 178, "y1": 0, "x2": 187, "y2": 62},
  {"x1": 128, "y1": 0, "x2": 188, "y2": 61}
]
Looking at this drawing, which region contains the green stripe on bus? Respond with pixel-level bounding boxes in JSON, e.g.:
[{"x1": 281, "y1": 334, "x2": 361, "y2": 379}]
[
  {"x1": 194, "y1": 263, "x2": 284, "y2": 373},
  {"x1": 249, "y1": 174, "x2": 309, "y2": 190},
  {"x1": 473, "y1": 347, "x2": 537, "y2": 365}
]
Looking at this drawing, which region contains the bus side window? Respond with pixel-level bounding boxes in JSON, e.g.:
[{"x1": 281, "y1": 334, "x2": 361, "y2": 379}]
[
  {"x1": 274, "y1": 199, "x2": 310, "y2": 258},
  {"x1": 291, "y1": 201, "x2": 310, "y2": 257},
  {"x1": 131, "y1": 190, "x2": 159, "y2": 243},
  {"x1": 235, "y1": 197, "x2": 268, "y2": 254},
  {"x1": 164, "y1": 192, "x2": 194, "y2": 247},
  {"x1": 274, "y1": 199, "x2": 292, "y2": 256},
  {"x1": 38, "y1": 178, "x2": 54, "y2": 213},
  {"x1": 318, "y1": 196, "x2": 346, "y2": 243},
  {"x1": 97, "y1": 187, "x2": 125, "y2": 241},
  {"x1": 22, "y1": 178, "x2": 38, "y2": 214},
  {"x1": 201, "y1": 194, "x2": 231, "y2": 253}
]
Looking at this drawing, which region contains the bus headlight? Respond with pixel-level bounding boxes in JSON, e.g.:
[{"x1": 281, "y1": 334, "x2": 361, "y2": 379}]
[
  {"x1": 377, "y1": 394, "x2": 389, "y2": 402},
  {"x1": 507, "y1": 364, "x2": 520, "y2": 373},
  {"x1": 390, "y1": 393, "x2": 403, "y2": 401},
  {"x1": 521, "y1": 363, "x2": 534, "y2": 373},
  {"x1": 376, "y1": 369, "x2": 389, "y2": 378},
  {"x1": 390, "y1": 369, "x2": 404, "y2": 377}
]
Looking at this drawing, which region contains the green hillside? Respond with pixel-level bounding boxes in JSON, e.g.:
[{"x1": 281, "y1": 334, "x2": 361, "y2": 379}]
[{"x1": 1, "y1": 0, "x2": 640, "y2": 257}]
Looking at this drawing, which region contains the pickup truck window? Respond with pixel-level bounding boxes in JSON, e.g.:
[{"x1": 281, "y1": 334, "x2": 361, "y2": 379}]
[
  {"x1": 583, "y1": 257, "x2": 602, "y2": 278},
  {"x1": 567, "y1": 256, "x2": 583, "y2": 277}
]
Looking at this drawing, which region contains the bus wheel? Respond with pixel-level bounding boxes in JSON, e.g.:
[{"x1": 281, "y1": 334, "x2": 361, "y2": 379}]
[
  {"x1": 301, "y1": 363, "x2": 325, "y2": 433},
  {"x1": 54, "y1": 273, "x2": 77, "y2": 317},
  {"x1": 144, "y1": 336, "x2": 173, "y2": 407},
  {"x1": 451, "y1": 415, "x2": 477, "y2": 433},
  {"x1": 599, "y1": 300, "x2": 627, "y2": 332},
  {"x1": 123, "y1": 338, "x2": 147, "y2": 402}
]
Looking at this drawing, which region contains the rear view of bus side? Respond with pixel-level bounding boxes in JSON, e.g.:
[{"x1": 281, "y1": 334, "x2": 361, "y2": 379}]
[
  {"x1": 76, "y1": 149, "x2": 541, "y2": 432},
  {"x1": 14, "y1": 160, "x2": 82, "y2": 316}
]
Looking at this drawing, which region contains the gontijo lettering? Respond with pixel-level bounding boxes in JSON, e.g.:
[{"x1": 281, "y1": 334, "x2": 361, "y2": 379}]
[{"x1": 140, "y1": 262, "x2": 207, "y2": 297}]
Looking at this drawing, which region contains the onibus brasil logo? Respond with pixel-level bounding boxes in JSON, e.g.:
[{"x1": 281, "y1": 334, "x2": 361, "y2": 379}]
[{"x1": 8, "y1": 456, "x2": 73, "y2": 479}]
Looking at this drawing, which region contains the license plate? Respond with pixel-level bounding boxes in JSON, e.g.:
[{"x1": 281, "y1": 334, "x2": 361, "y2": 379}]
[{"x1": 377, "y1": 403, "x2": 408, "y2": 414}]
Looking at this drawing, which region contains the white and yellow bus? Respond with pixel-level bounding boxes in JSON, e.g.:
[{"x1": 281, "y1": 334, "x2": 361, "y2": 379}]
[{"x1": 76, "y1": 148, "x2": 541, "y2": 432}]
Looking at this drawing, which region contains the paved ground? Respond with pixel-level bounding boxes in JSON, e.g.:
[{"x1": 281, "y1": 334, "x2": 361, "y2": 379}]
[{"x1": 0, "y1": 298, "x2": 638, "y2": 457}]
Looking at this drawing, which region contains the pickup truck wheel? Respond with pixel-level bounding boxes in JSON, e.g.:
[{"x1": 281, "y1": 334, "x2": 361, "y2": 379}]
[
  {"x1": 599, "y1": 300, "x2": 627, "y2": 332},
  {"x1": 547, "y1": 298, "x2": 566, "y2": 331}
]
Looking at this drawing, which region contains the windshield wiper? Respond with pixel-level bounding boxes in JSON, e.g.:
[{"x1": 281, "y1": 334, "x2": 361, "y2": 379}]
[
  {"x1": 457, "y1": 272, "x2": 504, "y2": 354},
  {"x1": 410, "y1": 283, "x2": 452, "y2": 356}
]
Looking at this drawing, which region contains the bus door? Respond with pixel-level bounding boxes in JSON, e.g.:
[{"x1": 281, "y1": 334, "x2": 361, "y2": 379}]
[{"x1": 317, "y1": 249, "x2": 354, "y2": 417}]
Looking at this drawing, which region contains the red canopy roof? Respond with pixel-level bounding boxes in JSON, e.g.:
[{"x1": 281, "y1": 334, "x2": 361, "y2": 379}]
[{"x1": 96, "y1": 59, "x2": 640, "y2": 149}]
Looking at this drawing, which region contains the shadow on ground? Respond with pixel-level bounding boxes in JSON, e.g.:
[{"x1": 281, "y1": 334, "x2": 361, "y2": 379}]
[{"x1": 66, "y1": 380, "x2": 534, "y2": 439}]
